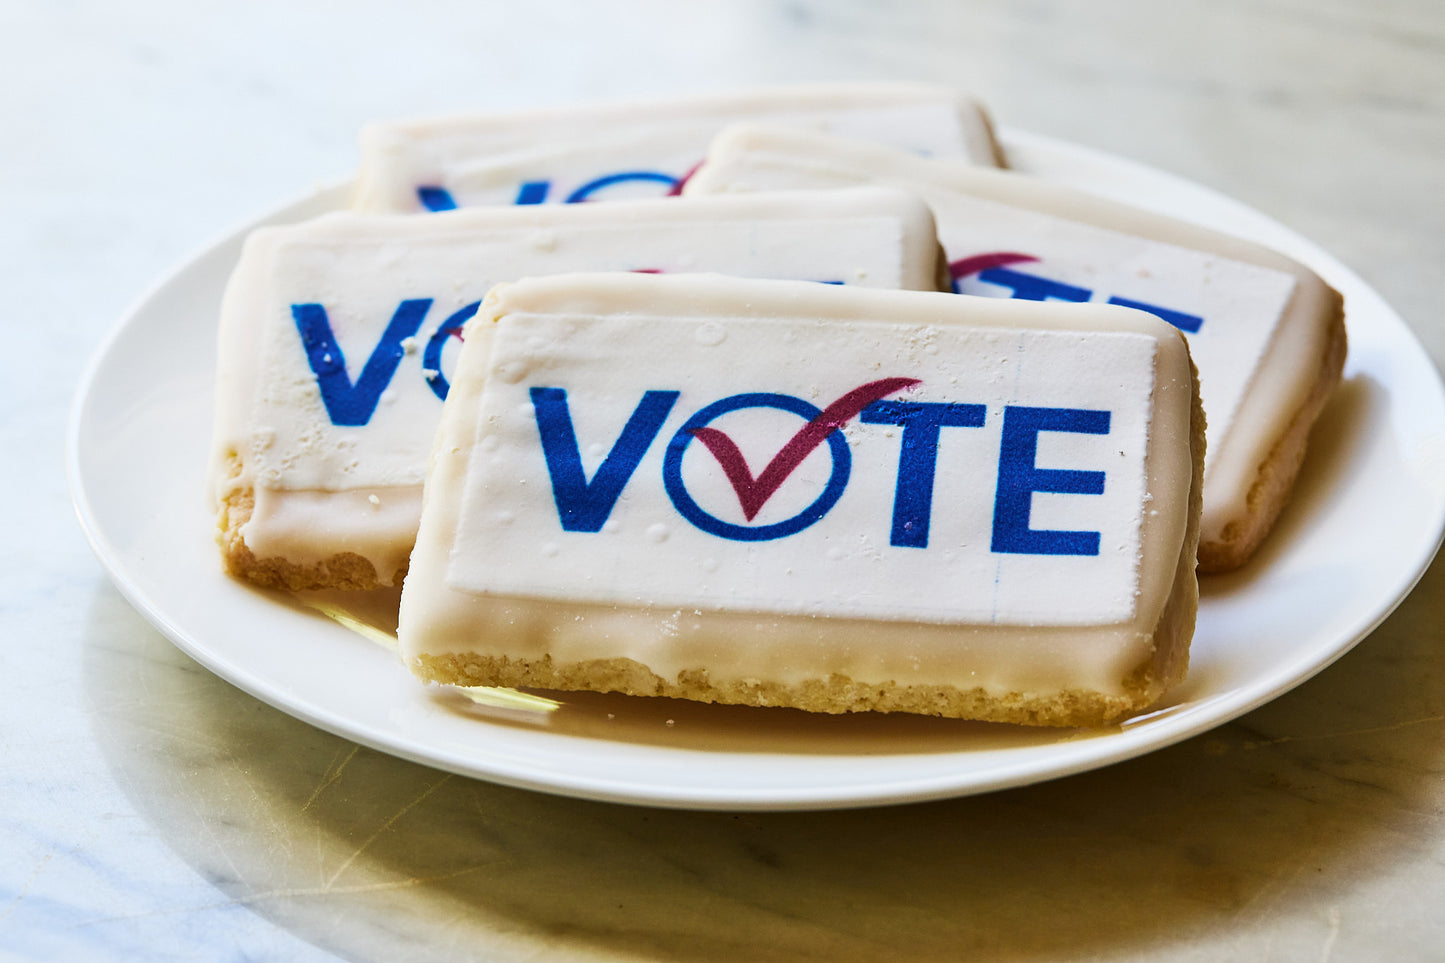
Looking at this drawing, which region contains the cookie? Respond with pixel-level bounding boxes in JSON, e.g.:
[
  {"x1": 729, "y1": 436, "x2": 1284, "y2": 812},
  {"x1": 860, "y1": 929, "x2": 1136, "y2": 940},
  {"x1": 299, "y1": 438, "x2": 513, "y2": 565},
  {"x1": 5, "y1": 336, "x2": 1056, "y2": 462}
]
[
  {"x1": 398, "y1": 273, "x2": 1203, "y2": 726},
  {"x1": 208, "y1": 188, "x2": 946, "y2": 589},
  {"x1": 352, "y1": 82, "x2": 1002, "y2": 214}
]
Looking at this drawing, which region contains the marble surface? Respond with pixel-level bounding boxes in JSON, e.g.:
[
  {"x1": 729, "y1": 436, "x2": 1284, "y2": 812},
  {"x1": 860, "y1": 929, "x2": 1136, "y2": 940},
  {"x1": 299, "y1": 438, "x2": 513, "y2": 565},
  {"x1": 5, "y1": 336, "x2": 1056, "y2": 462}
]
[{"x1": 6, "y1": 0, "x2": 1445, "y2": 959}]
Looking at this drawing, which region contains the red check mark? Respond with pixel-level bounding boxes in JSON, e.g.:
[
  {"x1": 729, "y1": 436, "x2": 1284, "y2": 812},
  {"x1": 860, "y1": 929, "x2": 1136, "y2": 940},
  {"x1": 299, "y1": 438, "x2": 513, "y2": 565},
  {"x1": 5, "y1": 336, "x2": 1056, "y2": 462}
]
[
  {"x1": 948, "y1": 251, "x2": 1039, "y2": 282},
  {"x1": 688, "y1": 377, "x2": 919, "y2": 521},
  {"x1": 667, "y1": 161, "x2": 703, "y2": 196}
]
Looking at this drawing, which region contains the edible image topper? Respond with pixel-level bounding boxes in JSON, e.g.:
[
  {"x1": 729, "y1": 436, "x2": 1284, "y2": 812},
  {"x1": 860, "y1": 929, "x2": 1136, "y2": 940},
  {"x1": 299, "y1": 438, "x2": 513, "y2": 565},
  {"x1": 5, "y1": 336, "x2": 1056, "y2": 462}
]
[{"x1": 448, "y1": 312, "x2": 1158, "y2": 626}]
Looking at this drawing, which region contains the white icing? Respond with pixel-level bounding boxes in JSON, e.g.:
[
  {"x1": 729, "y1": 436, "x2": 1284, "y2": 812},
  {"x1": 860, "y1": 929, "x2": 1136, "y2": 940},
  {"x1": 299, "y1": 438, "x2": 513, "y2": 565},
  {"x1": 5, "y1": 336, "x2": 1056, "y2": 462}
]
[
  {"x1": 352, "y1": 83, "x2": 998, "y2": 213},
  {"x1": 209, "y1": 188, "x2": 944, "y2": 577}
]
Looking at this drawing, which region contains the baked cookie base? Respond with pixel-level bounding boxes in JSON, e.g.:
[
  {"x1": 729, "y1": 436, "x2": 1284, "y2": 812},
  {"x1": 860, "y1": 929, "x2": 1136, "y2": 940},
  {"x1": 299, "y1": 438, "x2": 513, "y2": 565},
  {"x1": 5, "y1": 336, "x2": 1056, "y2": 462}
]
[
  {"x1": 216, "y1": 487, "x2": 405, "y2": 592},
  {"x1": 413, "y1": 652, "x2": 1159, "y2": 728}
]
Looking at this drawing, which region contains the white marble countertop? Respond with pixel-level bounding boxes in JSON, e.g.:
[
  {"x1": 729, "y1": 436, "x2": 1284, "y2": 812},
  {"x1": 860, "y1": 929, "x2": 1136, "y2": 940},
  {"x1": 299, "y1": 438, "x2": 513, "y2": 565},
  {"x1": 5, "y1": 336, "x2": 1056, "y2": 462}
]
[{"x1": 6, "y1": 1, "x2": 1444, "y2": 959}]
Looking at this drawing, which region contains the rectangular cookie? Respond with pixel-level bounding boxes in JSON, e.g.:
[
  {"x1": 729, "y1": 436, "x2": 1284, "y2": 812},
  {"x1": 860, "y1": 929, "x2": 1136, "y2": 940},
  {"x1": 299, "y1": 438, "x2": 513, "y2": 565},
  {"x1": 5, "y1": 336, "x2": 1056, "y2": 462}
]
[
  {"x1": 208, "y1": 188, "x2": 946, "y2": 591},
  {"x1": 684, "y1": 124, "x2": 1347, "y2": 571},
  {"x1": 397, "y1": 273, "x2": 1203, "y2": 727},
  {"x1": 352, "y1": 82, "x2": 1001, "y2": 213}
]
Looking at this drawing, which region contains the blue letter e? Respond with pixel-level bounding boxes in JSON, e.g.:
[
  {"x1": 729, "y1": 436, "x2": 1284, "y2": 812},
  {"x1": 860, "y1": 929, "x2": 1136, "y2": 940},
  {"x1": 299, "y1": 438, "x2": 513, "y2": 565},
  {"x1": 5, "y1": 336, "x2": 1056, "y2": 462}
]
[
  {"x1": 531, "y1": 387, "x2": 679, "y2": 532},
  {"x1": 991, "y1": 405, "x2": 1110, "y2": 556}
]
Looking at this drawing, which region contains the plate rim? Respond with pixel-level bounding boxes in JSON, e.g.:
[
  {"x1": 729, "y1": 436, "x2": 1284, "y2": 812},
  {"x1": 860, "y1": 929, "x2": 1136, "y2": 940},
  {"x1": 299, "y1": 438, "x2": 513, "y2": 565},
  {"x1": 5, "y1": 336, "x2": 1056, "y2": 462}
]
[{"x1": 68, "y1": 129, "x2": 1445, "y2": 810}]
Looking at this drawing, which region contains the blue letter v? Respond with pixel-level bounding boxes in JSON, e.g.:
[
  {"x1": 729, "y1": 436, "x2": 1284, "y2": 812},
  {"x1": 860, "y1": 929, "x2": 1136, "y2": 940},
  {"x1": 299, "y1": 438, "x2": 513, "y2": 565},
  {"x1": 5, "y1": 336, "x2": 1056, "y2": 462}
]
[
  {"x1": 531, "y1": 387, "x2": 679, "y2": 532},
  {"x1": 291, "y1": 299, "x2": 433, "y2": 426}
]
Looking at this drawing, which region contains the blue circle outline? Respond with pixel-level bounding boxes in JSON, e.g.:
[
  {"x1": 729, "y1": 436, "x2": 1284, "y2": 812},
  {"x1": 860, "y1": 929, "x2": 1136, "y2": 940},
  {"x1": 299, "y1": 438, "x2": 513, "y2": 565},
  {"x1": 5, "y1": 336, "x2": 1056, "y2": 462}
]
[
  {"x1": 422, "y1": 301, "x2": 481, "y2": 400},
  {"x1": 663, "y1": 392, "x2": 851, "y2": 542},
  {"x1": 565, "y1": 171, "x2": 678, "y2": 203}
]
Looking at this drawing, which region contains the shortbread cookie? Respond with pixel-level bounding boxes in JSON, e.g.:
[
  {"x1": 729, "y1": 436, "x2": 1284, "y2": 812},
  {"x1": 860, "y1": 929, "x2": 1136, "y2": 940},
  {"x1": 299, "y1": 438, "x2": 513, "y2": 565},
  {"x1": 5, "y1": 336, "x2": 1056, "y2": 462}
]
[
  {"x1": 398, "y1": 273, "x2": 1203, "y2": 727},
  {"x1": 208, "y1": 188, "x2": 946, "y2": 591},
  {"x1": 684, "y1": 124, "x2": 1346, "y2": 571},
  {"x1": 352, "y1": 82, "x2": 1001, "y2": 214}
]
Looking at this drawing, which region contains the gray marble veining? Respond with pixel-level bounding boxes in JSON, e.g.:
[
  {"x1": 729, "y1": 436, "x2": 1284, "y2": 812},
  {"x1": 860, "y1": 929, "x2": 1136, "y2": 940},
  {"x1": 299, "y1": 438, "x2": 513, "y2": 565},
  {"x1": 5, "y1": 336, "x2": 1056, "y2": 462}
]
[{"x1": 5, "y1": 0, "x2": 1444, "y2": 959}]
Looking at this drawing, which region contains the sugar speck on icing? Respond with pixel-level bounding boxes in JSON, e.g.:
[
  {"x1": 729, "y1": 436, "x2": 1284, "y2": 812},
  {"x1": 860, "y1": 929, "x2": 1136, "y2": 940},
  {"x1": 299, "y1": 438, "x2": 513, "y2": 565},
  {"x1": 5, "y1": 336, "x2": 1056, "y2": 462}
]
[{"x1": 694, "y1": 321, "x2": 727, "y2": 346}]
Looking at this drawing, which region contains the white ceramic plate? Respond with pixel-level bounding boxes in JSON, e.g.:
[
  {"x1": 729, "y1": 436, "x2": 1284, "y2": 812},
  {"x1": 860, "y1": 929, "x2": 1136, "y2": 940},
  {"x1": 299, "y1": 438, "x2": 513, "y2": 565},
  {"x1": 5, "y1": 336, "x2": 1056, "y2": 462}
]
[{"x1": 70, "y1": 131, "x2": 1445, "y2": 811}]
